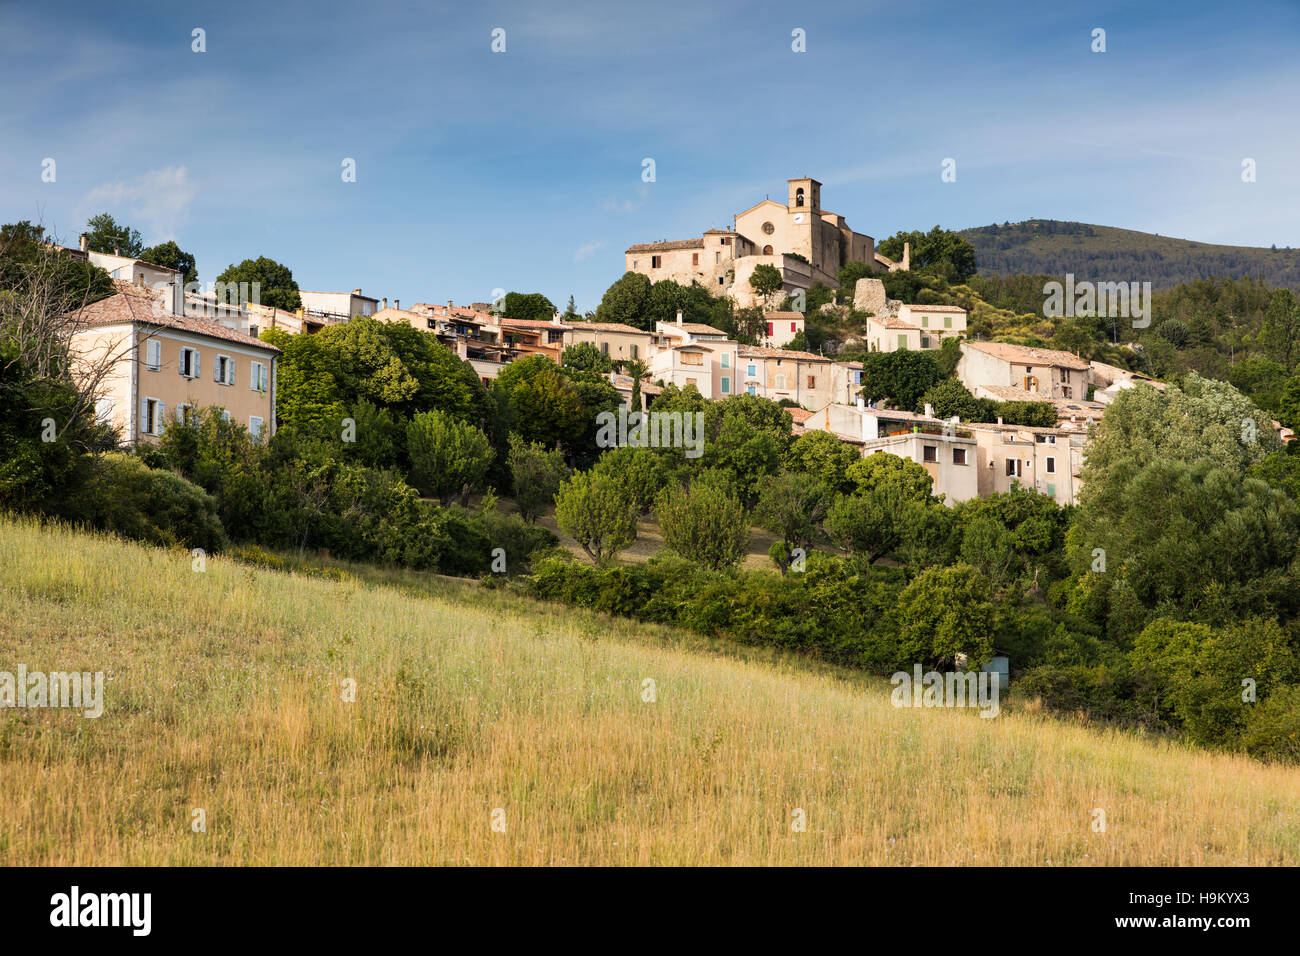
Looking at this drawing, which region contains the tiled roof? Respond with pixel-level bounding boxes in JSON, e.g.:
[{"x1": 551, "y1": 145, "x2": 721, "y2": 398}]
[
  {"x1": 738, "y1": 346, "x2": 827, "y2": 361},
  {"x1": 786, "y1": 408, "x2": 815, "y2": 423},
  {"x1": 626, "y1": 238, "x2": 704, "y2": 253},
  {"x1": 568, "y1": 321, "x2": 647, "y2": 334},
  {"x1": 661, "y1": 322, "x2": 727, "y2": 336},
  {"x1": 498, "y1": 317, "x2": 572, "y2": 330},
  {"x1": 963, "y1": 340, "x2": 1090, "y2": 370},
  {"x1": 867, "y1": 315, "x2": 922, "y2": 330},
  {"x1": 762, "y1": 311, "x2": 805, "y2": 320},
  {"x1": 902, "y1": 303, "x2": 966, "y2": 313},
  {"x1": 70, "y1": 282, "x2": 280, "y2": 352}
]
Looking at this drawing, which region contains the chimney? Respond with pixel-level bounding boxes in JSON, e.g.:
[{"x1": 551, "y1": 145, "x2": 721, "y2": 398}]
[
  {"x1": 676, "y1": 309, "x2": 683, "y2": 326},
  {"x1": 381, "y1": 297, "x2": 387, "y2": 309},
  {"x1": 352, "y1": 288, "x2": 362, "y2": 296},
  {"x1": 923, "y1": 402, "x2": 934, "y2": 419},
  {"x1": 78, "y1": 233, "x2": 88, "y2": 253},
  {"x1": 997, "y1": 416, "x2": 1003, "y2": 426},
  {"x1": 856, "y1": 396, "x2": 864, "y2": 410},
  {"x1": 171, "y1": 276, "x2": 183, "y2": 317},
  {"x1": 447, "y1": 299, "x2": 453, "y2": 309},
  {"x1": 393, "y1": 299, "x2": 399, "y2": 310}
]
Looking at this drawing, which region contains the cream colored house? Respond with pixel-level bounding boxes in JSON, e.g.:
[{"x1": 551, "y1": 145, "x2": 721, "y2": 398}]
[
  {"x1": 897, "y1": 304, "x2": 967, "y2": 336},
  {"x1": 737, "y1": 346, "x2": 833, "y2": 409},
  {"x1": 650, "y1": 341, "x2": 739, "y2": 399},
  {"x1": 966, "y1": 423, "x2": 1085, "y2": 505},
  {"x1": 69, "y1": 281, "x2": 280, "y2": 446},
  {"x1": 564, "y1": 321, "x2": 655, "y2": 363},
  {"x1": 761, "y1": 311, "x2": 805, "y2": 348},
  {"x1": 298, "y1": 288, "x2": 380, "y2": 322},
  {"x1": 859, "y1": 430, "x2": 979, "y2": 504},
  {"x1": 957, "y1": 341, "x2": 1091, "y2": 401}
]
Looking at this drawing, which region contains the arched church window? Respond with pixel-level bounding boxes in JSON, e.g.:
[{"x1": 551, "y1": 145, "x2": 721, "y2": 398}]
[
  {"x1": 763, "y1": 245, "x2": 773, "y2": 255},
  {"x1": 795, "y1": 188, "x2": 805, "y2": 207}
]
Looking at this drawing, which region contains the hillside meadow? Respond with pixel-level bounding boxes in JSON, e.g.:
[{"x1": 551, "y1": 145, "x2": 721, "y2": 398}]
[{"x1": 1, "y1": 516, "x2": 1297, "y2": 866}]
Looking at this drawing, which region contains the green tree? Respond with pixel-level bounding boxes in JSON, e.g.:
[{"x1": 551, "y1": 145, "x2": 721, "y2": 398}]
[
  {"x1": 846, "y1": 453, "x2": 934, "y2": 502},
  {"x1": 1260, "y1": 288, "x2": 1300, "y2": 371},
  {"x1": 406, "y1": 410, "x2": 494, "y2": 505},
  {"x1": 84, "y1": 212, "x2": 143, "y2": 257},
  {"x1": 825, "y1": 488, "x2": 909, "y2": 563},
  {"x1": 892, "y1": 564, "x2": 995, "y2": 667},
  {"x1": 655, "y1": 479, "x2": 750, "y2": 571},
  {"x1": 554, "y1": 470, "x2": 638, "y2": 565},
  {"x1": 140, "y1": 240, "x2": 198, "y2": 285},
  {"x1": 595, "y1": 272, "x2": 653, "y2": 330},
  {"x1": 920, "y1": 379, "x2": 982, "y2": 420},
  {"x1": 508, "y1": 433, "x2": 568, "y2": 522},
  {"x1": 216, "y1": 256, "x2": 301, "y2": 312},
  {"x1": 503, "y1": 292, "x2": 556, "y2": 322},
  {"x1": 754, "y1": 471, "x2": 831, "y2": 573},
  {"x1": 561, "y1": 342, "x2": 612, "y2": 374},
  {"x1": 748, "y1": 263, "x2": 784, "y2": 302},
  {"x1": 784, "y1": 430, "x2": 857, "y2": 494},
  {"x1": 860, "y1": 350, "x2": 943, "y2": 409},
  {"x1": 877, "y1": 226, "x2": 977, "y2": 282}
]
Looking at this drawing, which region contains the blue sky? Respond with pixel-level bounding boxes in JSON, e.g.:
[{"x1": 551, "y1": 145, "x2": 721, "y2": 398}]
[{"x1": 2, "y1": 0, "x2": 1298, "y2": 311}]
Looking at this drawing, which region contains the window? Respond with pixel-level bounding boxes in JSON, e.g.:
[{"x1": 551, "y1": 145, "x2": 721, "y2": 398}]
[
  {"x1": 95, "y1": 397, "x2": 115, "y2": 425},
  {"x1": 898, "y1": 334, "x2": 908, "y2": 350},
  {"x1": 630, "y1": 344, "x2": 639, "y2": 360},
  {"x1": 766, "y1": 322, "x2": 774, "y2": 336},
  {"x1": 692, "y1": 253, "x2": 699, "y2": 266},
  {"x1": 762, "y1": 245, "x2": 774, "y2": 255},
  {"x1": 1045, "y1": 456, "x2": 1056, "y2": 474},
  {"x1": 944, "y1": 315, "x2": 952, "y2": 329},
  {"x1": 718, "y1": 277, "x2": 725, "y2": 286},
  {"x1": 685, "y1": 378, "x2": 697, "y2": 387},
  {"x1": 921, "y1": 336, "x2": 930, "y2": 349},
  {"x1": 762, "y1": 221, "x2": 775, "y2": 235},
  {"x1": 249, "y1": 416, "x2": 264, "y2": 441},
  {"x1": 1006, "y1": 458, "x2": 1022, "y2": 477},
  {"x1": 1024, "y1": 375, "x2": 1039, "y2": 392},
  {"x1": 807, "y1": 375, "x2": 816, "y2": 388},
  {"x1": 720, "y1": 353, "x2": 730, "y2": 369},
  {"x1": 145, "y1": 339, "x2": 161, "y2": 371},
  {"x1": 794, "y1": 188, "x2": 805, "y2": 207},
  {"x1": 775, "y1": 374, "x2": 786, "y2": 389},
  {"x1": 747, "y1": 363, "x2": 757, "y2": 377},
  {"x1": 215, "y1": 355, "x2": 235, "y2": 385},
  {"x1": 747, "y1": 384, "x2": 756, "y2": 395},
  {"x1": 651, "y1": 255, "x2": 662, "y2": 268},
  {"x1": 176, "y1": 403, "x2": 195, "y2": 426},
  {"x1": 142, "y1": 397, "x2": 165, "y2": 436},
  {"x1": 681, "y1": 351, "x2": 704, "y2": 366},
  {"x1": 923, "y1": 445, "x2": 937, "y2": 463},
  {"x1": 721, "y1": 377, "x2": 730, "y2": 394},
  {"x1": 1046, "y1": 483, "x2": 1056, "y2": 498},
  {"x1": 721, "y1": 237, "x2": 730, "y2": 245},
  {"x1": 1060, "y1": 385, "x2": 1072, "y2": 399},
  {"x1": 179, "y1": 346, "x2": 200, "y2": 378},
  {"x1": 250, "y1": 361, "x2": 269, "y2": 392},
  {"x1": 953, "y1": 447, "x2": 967, "y2": 465},
  {"x1": 921, "y1": 316, "x2": 929, "y2": 328},
  {"x1": 600, "y1": 341, "x2": 609, "y2": 355},
  {"x1": 790, "y1": 322, "x2": 797, "y2": 332},
  {"x1": 632, "y1": 260, "x2": 638, "y2": 270},
  {"x1": 715, "y1": 252, "x2": 721, "y2": 264}
]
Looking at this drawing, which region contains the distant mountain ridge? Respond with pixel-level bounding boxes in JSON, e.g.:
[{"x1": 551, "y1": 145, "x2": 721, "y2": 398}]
[{"x1": 959, "y1": 220, "x2": 1300, "y2": 290}]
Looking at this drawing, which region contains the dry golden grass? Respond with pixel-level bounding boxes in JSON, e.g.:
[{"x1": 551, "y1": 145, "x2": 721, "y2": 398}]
[{"x1": 1, "y1": 515, "x2": 1297, "y2": 866}]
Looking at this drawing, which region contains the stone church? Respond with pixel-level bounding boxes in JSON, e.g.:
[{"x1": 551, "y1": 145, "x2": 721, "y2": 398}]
[{"x1": 624, "y1": 177, "x2": 908, "y2": 307}]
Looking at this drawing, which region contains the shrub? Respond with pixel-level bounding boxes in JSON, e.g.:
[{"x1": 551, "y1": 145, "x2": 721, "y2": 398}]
[
  {"x1": 71, "y1": 453, "x2": 227, "y2": 552},
  {"x1": 655, "y1": 479, "x2": 750, "y2": 570}
]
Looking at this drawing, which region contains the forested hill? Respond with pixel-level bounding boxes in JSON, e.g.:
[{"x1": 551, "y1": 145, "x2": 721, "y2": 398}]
[{"x1": 960, "y1": 220, "x2": 1300, "y2": 290}]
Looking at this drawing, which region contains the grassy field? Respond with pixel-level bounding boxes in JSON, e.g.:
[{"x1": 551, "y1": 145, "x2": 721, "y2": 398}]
[{"x1": 2, "y1": 515, "x2": 1298, "y2": 866}]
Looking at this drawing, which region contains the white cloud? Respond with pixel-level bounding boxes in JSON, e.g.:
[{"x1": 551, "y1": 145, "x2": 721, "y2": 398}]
[
  {"x1": 81, "y1": 166, "x2": 198, "y2": 244},
  {"x1": 573, "y1": 240, "x2": 605, "y2": 262}
]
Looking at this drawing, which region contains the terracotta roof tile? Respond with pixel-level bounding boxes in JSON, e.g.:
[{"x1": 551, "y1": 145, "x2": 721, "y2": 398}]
[{"x1": 69, "y1": 282, "x2": 280, "y2": 352}]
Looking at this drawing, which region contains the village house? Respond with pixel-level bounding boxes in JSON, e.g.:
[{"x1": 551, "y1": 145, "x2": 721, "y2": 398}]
[
  {"x1": 68, "y1": 280, "x2": 280, "y2": 447},
  {"x1": 298, "y1": 288, "x2": 380, "y2": 323},
  {"x1": 957, "y1": 340, "x2": 1091, "y2": 402},
  {"x1": 760, "y1": 311, "x2": 805, "y2": 348},
  {"x1": 737, "y1": 346, "x2": 833, "y2": 408},
  {"x1": 866, "y1": 304, "x2": 967, "y2": 353},
  {"x1": 564, "y1": 320, "x2": 655, "y2": 363},
  {"x1": 650, "y1": 337, "x2": 739, "y2": 399},
  {"x1": 964, "y1": 422, "x2": 1086, "y2": 505}
]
